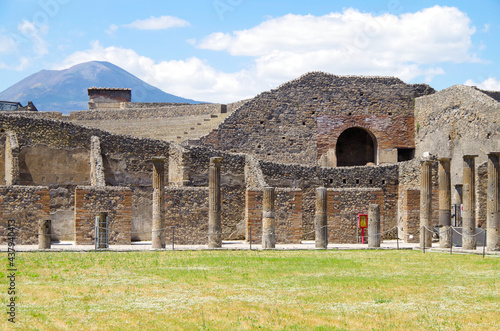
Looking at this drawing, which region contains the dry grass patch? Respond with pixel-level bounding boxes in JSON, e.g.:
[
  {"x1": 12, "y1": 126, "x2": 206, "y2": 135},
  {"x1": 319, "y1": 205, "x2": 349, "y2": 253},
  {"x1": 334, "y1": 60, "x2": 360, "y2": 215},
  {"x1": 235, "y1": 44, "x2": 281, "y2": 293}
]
[{"x1": 0, "y1": 250, "x2": 499, "y2": 330}]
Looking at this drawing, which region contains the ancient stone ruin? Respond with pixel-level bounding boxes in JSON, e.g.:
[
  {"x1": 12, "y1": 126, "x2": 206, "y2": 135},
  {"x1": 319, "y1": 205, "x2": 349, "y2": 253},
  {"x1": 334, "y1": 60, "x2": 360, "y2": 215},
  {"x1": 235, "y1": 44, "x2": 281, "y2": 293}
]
[{"x1": 0, "y1": 72, "x2": 499, "y2": 250}]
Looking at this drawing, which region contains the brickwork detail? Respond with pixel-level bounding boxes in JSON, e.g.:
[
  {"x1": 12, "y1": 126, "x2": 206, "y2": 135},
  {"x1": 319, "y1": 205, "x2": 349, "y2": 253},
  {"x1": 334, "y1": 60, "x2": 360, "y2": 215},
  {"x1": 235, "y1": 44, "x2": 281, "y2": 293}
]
[
  {"x1": 245, "y1": 188, "x2": 302, "y2": 244},
  {"x1": 0, "y1": 186, "x2": 50, "y2": 244},
  {"x1": 74, "y1": 186, "x2": 131, "y2": 245}
]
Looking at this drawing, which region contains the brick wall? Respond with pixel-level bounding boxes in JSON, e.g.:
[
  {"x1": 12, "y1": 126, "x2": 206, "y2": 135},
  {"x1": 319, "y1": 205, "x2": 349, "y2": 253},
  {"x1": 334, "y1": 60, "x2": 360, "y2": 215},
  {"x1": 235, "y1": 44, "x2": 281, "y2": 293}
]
[
  {"x1": 0, "y1": 186, "x2": 50, "y2": 244},
  {"x1": 401, "y1": 189, "x2": 420, "y2": 243},
  {"x1": 245, "y1": 188, "x2": 303, "y2": 244},
  {"x1": 316, "y1": 114, "x2": 415, "y2": 159},
  {"x1": 165, "y1": 187, "x2": 209, "y2": 245},
  {"x1": 74, "y1": 186, "x2": 132, "y2": 245}
]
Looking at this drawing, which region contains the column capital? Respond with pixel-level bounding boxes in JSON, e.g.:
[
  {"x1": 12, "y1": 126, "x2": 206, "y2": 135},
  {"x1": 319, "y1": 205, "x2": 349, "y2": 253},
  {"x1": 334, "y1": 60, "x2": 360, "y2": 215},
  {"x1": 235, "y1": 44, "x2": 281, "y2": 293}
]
[
  {"x1": 210, "y1": 156, "x2": 223, "y2": 163},
  {"x1": 487, "y1": 151, "x2": 500, "y2": 157},
  {"x1": 438, "y1": 157, "x2": 451, "y2": 162},
  {"x1": 463, "y1": 154, "x2": 478, "y2": 159},
  {"x1": 151, "y1": 156, "x2": 167, "y2": 163}
]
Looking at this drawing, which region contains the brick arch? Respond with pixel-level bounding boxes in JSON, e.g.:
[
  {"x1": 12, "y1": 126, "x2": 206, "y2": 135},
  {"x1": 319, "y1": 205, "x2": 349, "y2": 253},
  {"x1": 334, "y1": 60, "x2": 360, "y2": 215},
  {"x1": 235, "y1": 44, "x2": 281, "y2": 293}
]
[{"x1": 335, "y1": 127, "x2": 377, "y2": 166}]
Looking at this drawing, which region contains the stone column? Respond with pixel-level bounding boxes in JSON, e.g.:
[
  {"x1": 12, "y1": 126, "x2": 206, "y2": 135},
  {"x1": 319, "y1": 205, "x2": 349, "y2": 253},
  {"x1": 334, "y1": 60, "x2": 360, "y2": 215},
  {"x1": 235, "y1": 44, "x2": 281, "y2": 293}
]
[
  {"x1": 38, "y1": 219, "x2": 51, "y2": 249},
  {"x1": 420, "y1": 159, "x2": 433, "y2": 248},
  {"x1": 5, "y1": 131, "x2": 19, "y2": 185},
  {"x1": 368, "y1": 204, "x2": 381, "y2": 248},
  {"x1": 462, "y1": 155, "x2": 478, "y2": 250},
  {"x1": 453, "y1": 184, "x2": 463, "y2": 227},
  {"x1": 90, "y1": 136, "x2": 105, "y2": 187},
  {"x1": 262, "y1": 187, "x2": 276, "y2": 249},
  {"x1": 208, "y1": 157, "x2": 222, "y2": 248},
  {"x1": 438, "y1": 158, "x2": 452, "y2": 248},
  {"x1": 151, "y1": 157, "x2": 166, "y2": 249},
  {"x1": 314, "y1": 187, "x2": 328, "y2": 249},
  {"x1": 96, "y1": 212, "x2": 108, "y2": 249},
  {"x1": 487, "y1": 152, "x2": 500, "y2": 251}
]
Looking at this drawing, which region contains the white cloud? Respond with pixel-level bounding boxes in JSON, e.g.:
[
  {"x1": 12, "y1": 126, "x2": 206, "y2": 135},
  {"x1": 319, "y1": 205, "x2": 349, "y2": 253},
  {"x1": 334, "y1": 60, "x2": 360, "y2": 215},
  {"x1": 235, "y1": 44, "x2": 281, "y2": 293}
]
[
  {"x1": 17, "y1": 20, "x2": 48, "y2": 57},
  {"x1": 0, "y1": 34, "x2": 17, "y2": 54},
  {"x1": 124, "y1": 16, "x2": 190, "y2": 30},
  {"x1": 199, "y1": 6, "x2": 477, "y2": 79},
  {"x1": 106, "y1": 24, "x2": 119, "y2": 36},
  {"x1": 56, "y1": 6, "x2": 481, "y2": 103},
  {"x1": 465, "y1": 78, "x2": 500, "y2": 91},
  {"x1": 55, "y1": 41, "x2": 254, "y2": 102}
]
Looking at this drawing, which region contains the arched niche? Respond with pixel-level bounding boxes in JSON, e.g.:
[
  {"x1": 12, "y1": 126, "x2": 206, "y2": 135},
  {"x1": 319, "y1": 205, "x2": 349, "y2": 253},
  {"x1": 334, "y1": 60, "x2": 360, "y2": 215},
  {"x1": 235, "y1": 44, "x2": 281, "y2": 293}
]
[{"x1": 335, "y1": 127, "x2": 377, "y2": 167}]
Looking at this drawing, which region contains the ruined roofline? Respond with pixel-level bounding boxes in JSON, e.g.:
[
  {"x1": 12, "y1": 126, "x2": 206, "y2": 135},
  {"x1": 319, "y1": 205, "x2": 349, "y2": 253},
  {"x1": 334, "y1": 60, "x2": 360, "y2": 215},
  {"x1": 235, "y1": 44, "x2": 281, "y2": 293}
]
[
  {"x1": 416, "y1": 84, "x2": 500, "y2": 104},
  {"x1": 274, "y1": 71, "x2": 410, "y2": 91},
  {"x1": 87, "y1": 87, "x2": 132, "y2": 91}
]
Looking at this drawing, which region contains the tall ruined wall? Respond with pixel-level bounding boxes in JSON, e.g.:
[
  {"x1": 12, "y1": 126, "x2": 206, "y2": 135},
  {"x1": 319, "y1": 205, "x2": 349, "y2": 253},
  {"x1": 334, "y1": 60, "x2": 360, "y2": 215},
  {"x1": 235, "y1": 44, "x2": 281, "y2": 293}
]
[
  {"x1": 0, "y1": 113, "x2": 170, "y2": 242},
  {"x1": 415, "y1": 85, "x2": 500, "y2": 174},
  {"x1": 415, "y1": 85, "x2": 500, "y2": 227},
  {"x1": 200, "y1": 72, "x2": 434, "y2": 165}
]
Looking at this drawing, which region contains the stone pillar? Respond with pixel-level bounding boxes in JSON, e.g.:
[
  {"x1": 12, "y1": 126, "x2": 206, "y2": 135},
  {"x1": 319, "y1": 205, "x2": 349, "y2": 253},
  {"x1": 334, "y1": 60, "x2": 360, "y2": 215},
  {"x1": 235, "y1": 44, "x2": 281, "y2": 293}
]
[
  {"x1": 462, "y1": 155, "x2": 478, "y2": 250},
  {"x1": 151, "y1": 157, "x2": 166, "y2": 249},
  {"x1": 420, "y1": 159, "x2": 433, "y2": 248},
  {"x1": 38, "y1": 219, "x2": 51, "y2": 249},
  {"x1": 487, "y1": 152, "x2": 500, "y2": 251},
  {"x1": 262, "y1": 187, "x2": 276, "y2": 249},
  {"x1": 314, "y1": 187, "x2": 328, "y2": 249},
  {"x1": 5, "y1": 131, "x2": 19, "y2": 185},
  {"x1": 208, "y1": 157, "x2": 222, "y2": 248},
  {"x1": 438, "y1": 158, "x2": 452, "y2": 248},
  {"x1": 96, "y1": 212, "x2": 108, "y2": 249},
  {"x1": 368, "y1": 204, "x2": 381, "y2": 248},
  {"x1": 453, "y1": 184, "x2": 463, "y2": 227},
  {"x1": 90, "y1": 136, "x2": 106, "y2": 187}
]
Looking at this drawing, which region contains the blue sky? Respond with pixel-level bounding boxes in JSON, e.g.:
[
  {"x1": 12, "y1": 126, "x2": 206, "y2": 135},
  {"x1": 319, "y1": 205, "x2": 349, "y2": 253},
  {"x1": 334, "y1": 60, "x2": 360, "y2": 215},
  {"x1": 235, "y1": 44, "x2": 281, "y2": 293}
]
[{"x1": 0, "y1": 0, "x2": 499, "y2": 103}]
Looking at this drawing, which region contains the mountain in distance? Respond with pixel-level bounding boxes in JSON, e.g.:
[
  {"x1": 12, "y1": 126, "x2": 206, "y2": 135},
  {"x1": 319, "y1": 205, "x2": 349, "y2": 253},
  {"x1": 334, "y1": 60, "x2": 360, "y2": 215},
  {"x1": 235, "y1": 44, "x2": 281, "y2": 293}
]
[{"x1": 0, "y1": 61, "x2": 203, "y2": 113}]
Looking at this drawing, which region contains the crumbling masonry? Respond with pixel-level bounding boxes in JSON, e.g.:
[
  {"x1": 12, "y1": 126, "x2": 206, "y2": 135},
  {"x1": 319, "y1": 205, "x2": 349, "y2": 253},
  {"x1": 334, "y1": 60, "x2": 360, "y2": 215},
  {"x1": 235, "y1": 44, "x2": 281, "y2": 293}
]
[{"x1": 0, "y1": 72, "x2": 499, "y2": 249}]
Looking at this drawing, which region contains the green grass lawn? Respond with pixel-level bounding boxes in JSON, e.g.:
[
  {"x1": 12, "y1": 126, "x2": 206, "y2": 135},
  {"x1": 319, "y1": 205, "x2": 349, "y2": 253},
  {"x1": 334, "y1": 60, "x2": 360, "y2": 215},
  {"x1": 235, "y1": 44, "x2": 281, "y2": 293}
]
[{"x1": 1, "y1": 250, "x2": 499, "y2": 330}]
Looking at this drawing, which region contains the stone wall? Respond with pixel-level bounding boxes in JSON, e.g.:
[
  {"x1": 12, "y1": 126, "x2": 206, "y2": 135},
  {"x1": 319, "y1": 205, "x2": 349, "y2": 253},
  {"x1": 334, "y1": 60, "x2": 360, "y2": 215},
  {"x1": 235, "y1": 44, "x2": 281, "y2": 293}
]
[
  {"x1": 200, "y1": 72, "x2": 434, "y2": 165},
  {"x1": 184, "y1": 146, "x2": 247, "y2": 238},
  {"x1": 71, "y1": 103, "x2": 226, "y2": 121},
  {"x1": 400, "y1": 189, "x2": 420, "y2": 243},
  {"x1": 328, "y1": 188, "x2": 384, "y2": 243},
  {"x1": 0, "y1": 186, "x2": 50, "y2": 244},
  {"x1": 165, "y1": 187, "x2": 208, "y2": 245},
  {"x1": 1, "y1": 111, "x2": 63, "y2": 120},
  {"x1": 245, "y1": 188, "x2": 302, "y2": 244},
  {"x1": 259, "y1": 160, "x2": 399, "y2": 239},
  {"x1": 397, "y1": 158, "x2": 439, "y2": 237},
  {"x1": 415, "y1": 86, "x2": 499, "y2": 228},
  {"x1": 74, "y1": 186, "x2": 132, "y2": 245}
]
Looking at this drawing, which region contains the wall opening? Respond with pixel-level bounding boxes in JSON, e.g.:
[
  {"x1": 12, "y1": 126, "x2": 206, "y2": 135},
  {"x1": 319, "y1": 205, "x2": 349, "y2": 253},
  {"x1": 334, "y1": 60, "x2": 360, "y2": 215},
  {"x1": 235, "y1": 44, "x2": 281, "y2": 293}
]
[
  {"x1": 335, "y1": 127, "x2": 376, "y2": 166},
  {"x1": 397, "y1": 148, "x2": 415, "y2": 162}
]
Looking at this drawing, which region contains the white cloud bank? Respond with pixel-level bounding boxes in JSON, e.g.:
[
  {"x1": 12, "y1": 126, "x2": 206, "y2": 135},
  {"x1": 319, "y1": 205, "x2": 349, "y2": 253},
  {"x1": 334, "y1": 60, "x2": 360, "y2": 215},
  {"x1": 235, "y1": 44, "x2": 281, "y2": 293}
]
[
  {"x1": 124, "y1": 15, "x2": 190, "y2": 30},
  {"x1": 59, "y1": 6, "x2": 479, "y2": 103},
  {"x1": 465, "y1": 78, "x2": 500, "y2": 91}
]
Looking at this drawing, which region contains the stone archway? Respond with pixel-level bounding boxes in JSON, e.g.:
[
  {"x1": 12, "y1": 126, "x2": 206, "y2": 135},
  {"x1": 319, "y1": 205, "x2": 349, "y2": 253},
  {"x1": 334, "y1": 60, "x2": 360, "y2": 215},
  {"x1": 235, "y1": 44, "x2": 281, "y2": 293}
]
[{"x1": 335, "y1": 127, "x2": 377, "y2": 166}]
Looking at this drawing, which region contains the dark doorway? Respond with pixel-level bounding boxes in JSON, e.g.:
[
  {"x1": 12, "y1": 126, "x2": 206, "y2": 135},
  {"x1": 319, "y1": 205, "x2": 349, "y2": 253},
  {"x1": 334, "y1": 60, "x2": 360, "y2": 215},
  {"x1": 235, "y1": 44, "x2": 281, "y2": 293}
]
[
  {"x1": 336, "y1": 128, "x2": 376, "y2": 166},
  {"x1": 397, "y1": 148, "x2": 415, "y2": 162}
]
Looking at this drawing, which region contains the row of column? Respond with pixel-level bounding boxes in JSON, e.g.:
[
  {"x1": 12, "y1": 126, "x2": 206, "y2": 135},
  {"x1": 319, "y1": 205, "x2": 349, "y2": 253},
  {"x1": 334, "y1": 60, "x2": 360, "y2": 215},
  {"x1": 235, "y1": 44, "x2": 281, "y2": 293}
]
[
  {"x1": 420, "y1": 153, "x2": 500, "y2": 251},
  {"x1": 150, "y1": 157, "x2": 383, "y2": 249}
]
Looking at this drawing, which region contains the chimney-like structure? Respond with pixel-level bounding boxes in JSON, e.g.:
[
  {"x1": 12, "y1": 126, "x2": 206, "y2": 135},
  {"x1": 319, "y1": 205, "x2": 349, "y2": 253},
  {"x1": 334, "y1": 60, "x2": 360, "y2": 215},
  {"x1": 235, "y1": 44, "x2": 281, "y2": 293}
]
[{"x1": 87, "y1": 87, "x2": 131, "y2": 109}]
